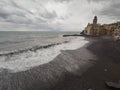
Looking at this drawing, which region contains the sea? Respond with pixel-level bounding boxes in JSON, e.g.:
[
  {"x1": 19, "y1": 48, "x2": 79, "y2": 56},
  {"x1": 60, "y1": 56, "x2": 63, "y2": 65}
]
[{"x1": 0, "y1": 31, "x2": 88, "y2": 73}]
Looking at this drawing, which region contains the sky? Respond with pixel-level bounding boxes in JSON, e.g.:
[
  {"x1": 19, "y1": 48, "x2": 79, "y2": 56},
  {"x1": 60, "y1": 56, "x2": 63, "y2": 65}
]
[{"x1": 0, "y1": 0, "x2": 120, "y2": 31}]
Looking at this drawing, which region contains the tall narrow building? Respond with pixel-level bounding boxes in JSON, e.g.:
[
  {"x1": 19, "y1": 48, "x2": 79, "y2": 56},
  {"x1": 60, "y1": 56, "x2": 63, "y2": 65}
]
[
  {"x1": 93, "y1": 16, "x2": 97, "y2": 29},
  {"x1": 92, "y1": 16, "x2": 98, "y2": 36}
]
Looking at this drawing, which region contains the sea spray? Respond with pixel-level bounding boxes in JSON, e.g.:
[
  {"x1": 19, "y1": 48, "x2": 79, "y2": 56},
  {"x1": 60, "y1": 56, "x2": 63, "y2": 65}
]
[{"x1": 0, "y1": 37, "x2": 88, "y2": 73}]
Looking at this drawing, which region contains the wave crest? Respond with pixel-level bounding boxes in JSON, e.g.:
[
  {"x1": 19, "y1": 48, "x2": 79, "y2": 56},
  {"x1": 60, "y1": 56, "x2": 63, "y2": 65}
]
[
  {"x1": 0, "y1": 37, "x2": 88, "y2": 73},
  {"x1": 0, "y1": 41, "x2": 69, "y2": 57}
]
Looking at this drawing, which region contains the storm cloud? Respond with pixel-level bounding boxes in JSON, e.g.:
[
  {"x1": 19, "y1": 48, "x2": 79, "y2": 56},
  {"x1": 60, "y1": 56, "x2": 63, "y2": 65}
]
[
  {"x1": 0, "y1": 0, "x2": 119, "y2": 31},
  {"x1": 89, "y1": 0, "x2": 120, "y2": 20},
  {"x1": 99, "y1": 1, "x2": 120, "y2": 19}
]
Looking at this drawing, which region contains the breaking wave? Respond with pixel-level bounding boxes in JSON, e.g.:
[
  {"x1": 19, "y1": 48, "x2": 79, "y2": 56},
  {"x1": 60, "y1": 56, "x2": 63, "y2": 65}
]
[
  {"x1": 0, "y1": 37, "x2": 88, "y2": 73},
  {"x1": 0, "y1": 41, "x2": 68, "y2": 57}
]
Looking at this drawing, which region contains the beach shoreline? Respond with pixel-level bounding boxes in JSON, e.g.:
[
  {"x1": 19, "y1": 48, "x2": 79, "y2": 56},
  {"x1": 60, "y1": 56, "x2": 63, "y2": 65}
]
[
  {"x1": 0, "y1": 36, "x2": 120, "y2": 90},
  {"x1": 52, "y1": 37, "x2": 120, "y2": 90}
]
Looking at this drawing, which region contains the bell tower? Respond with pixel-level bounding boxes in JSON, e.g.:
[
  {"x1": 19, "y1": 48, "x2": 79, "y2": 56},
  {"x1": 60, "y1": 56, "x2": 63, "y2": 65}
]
[
  {"x1": 92, "y1": 16, "x2": 98, "y2": 36},
  {"x1": 93, "y1": 16, "x2": 97, "y2": 27}
]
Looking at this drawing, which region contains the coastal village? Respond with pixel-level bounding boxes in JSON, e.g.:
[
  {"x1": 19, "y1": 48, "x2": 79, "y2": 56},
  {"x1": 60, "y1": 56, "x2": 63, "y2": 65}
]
[{"x1": 84, "y1": 16, "x2": 120, "y2": 40}]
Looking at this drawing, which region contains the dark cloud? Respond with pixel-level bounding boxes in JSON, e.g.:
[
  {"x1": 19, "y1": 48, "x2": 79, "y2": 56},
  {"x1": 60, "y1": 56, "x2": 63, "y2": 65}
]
[
  {"x1": 0, "y1": 0, "x2": 60, "y2": 30},
  {"x1": 87, "y1": 0, "x2": 120, "y2": 20},
  {"x1": 0, "y1": 6, "x2": 30, "y2": 24},
  {"x1": 95, "y1": 1, "x2": 120, "y2": 19},
  {"x1": 0, "y1": 7, "x2": 25, "y2": 19}
]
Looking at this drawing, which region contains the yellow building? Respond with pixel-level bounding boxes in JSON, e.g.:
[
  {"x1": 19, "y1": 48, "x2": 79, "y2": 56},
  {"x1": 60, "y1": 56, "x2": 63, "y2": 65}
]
[
  {"x1": 85, "y1": 16, "x2": 101, "y2": 36},
  {"x1": 84, "y1": 16, "x2": 120, "y2": 36}
]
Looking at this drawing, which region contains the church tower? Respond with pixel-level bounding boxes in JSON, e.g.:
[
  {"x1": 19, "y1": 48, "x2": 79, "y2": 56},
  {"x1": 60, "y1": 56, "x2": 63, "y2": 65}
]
[
  {"x1": 93, "y1": 16, "x2": 97, "y2": 28},
  {"x1": 92, "y1": 16, "x2": 98, "y2": 36}
]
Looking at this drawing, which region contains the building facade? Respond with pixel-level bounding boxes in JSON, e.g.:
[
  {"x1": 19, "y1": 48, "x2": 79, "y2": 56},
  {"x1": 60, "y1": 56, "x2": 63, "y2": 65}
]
[
  {"x1": 85, "y1": 16, "x2": 101, "y2": 36},
  {"x1": 84, "y1": 16, "x2": 120, "y2": 37}
]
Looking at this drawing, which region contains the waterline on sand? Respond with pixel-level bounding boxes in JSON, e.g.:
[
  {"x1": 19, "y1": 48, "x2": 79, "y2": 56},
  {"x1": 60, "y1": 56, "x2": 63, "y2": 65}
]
[{"x1": 0, "y1": 37, "x2": 89, "y2": 73}]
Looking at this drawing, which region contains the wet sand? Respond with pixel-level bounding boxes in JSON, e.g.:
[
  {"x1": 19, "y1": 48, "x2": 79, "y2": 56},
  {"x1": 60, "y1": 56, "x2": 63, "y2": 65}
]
[
  {"x1": 0, "y1": 37, "x2": 120, "y2": 90},
  {"x1": 52, "y1": 37, "x2": 120, "y2": 90}
]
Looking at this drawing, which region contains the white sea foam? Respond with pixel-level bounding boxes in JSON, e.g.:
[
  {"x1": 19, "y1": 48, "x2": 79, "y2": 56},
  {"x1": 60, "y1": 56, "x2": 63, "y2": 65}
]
[{"x1": 0, "y1": 37, "x2": 88, "y2": 73}]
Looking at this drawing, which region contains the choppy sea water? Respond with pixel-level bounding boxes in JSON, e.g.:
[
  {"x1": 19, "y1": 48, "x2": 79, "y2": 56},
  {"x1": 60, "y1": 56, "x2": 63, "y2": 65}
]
[{"x1": 0, "y1": 31, "x2": 88, "y2": 73}]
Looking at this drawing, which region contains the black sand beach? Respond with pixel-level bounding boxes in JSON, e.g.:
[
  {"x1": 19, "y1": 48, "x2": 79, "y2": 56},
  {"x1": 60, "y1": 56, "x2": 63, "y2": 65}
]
[
  {"x1": 52, "y1": 37, "x2": 120, "y2": 90},
  {"x1": 0, "y1": 37, "x2": 120, "y2": 90}
]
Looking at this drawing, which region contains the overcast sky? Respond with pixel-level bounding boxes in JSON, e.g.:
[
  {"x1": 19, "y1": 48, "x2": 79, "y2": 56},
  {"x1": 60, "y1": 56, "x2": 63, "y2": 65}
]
[{"x1": 0, "y1": 0, "x2": 120, "y2": 31}]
